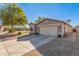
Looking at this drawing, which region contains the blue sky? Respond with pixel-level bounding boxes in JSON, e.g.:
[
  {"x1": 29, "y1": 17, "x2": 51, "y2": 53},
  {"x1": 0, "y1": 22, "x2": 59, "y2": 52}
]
[
  {"x1": 0, "y1": 3, "x2": 79, "y2": 26},
  {"x1": 18, "y1": 3, "x2": 79, "y2": 26}
]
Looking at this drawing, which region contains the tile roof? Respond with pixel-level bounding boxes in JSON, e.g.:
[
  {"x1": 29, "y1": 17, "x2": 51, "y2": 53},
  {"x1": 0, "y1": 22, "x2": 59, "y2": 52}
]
[{"x1": 36, "y1": 18, "x2": 72, "y2": 27}]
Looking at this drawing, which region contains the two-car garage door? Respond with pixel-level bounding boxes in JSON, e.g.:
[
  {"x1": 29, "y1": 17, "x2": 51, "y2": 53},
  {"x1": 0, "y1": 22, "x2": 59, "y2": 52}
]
[{"x1": 39, "y1": 25, "x2": 58, "y2": 36}]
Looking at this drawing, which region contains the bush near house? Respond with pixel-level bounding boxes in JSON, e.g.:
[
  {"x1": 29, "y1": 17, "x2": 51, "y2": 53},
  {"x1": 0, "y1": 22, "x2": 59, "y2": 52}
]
[
  {"x1": 18, "y1": 32, "x2": 22, "y2": 35},
  {"x1": 8, "y1": 29, "x2": 16, "y2": 33}
]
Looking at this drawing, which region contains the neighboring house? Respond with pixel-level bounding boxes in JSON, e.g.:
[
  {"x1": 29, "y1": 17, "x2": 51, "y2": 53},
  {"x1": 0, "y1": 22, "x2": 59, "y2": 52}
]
[
  {"x1": 36, "y1": 18, "x2": 72, "y2": 37},
  {"x1": 0, "y1": 25, "x2": 8, "y2": 32},
  {"x1": 0, "y1": 25, "x2": 4, "y2": 32},
  {"x1": 0, "y1": 20, "x2": 30, "y2": 32},
  {"x1": 0, "y1": 20, "x2": 4, "y2": 32},
  {"x1": 29, "y1": 23, "x2": 36, "y2": 34},
  {"x1": 4, "y1": 24, "x2": 30, "y2": 32},
  {"x1": 13, "y1": 25, "x2": 30, "y2": 31},
  {"x1": 74, "y1": 25, "x2": 79, "y2": 32}
]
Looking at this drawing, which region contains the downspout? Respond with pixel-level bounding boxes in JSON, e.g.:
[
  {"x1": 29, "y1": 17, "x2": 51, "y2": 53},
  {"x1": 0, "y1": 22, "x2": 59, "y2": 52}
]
[
  {"x1": 35, "y1": 25, "x2": 39, "y2": 35},
  {"x1": 61, "y1": 23, "x2": 65, "y2": 37},
  {"x1": 62, "y1": 25, "x2": 64, "y2": 37},
  {"x1": 35, "y1": 25, "x2": 37, "y2": 34},
  {"x1": 64, "y1": 23, "x2": 65, "y2": 37}
]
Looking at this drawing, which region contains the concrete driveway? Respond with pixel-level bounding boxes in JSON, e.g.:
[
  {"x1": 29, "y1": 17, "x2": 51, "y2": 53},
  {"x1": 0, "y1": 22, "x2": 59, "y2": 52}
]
[
  {"x1": 0, "y1": 34, "x2": 57, "y2": 56},
  {"x1": 24, "y1": 32, "x2": 79, "y2": 56}
]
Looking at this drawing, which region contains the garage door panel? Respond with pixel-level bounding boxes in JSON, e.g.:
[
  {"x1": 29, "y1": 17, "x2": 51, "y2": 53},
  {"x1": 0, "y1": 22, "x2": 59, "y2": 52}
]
[
  {"x1": 40, "y1": 30, "x2": 57, "y2": 33},
  {"x1": 40, "y1": 26, "x2": 58, "y2": 31},
  {"x1": 39, "y1": 25, "x2": 58, "y2": 36},
  {"x1": 40, "y1": 31, "x2": 57, "y2": 36}
]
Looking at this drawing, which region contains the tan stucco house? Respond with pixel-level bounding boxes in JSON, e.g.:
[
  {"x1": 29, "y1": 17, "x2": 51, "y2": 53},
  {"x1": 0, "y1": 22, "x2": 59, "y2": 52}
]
[
  {"x1": 74, "y1": 25, "x2": 79, "y2": 32},
  {"x1": 29, "y1": 23, "x2": 36, "y2": 34},
  {"x1": 36, "y1": 18, "x2": 72, "y2": 37},
  {"x1": 0, "y1": 25, "x2": 4, "y2": 32}
]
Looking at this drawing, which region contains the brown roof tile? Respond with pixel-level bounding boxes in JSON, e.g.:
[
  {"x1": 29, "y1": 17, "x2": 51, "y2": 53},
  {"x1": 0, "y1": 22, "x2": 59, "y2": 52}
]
[{"x1": 36, "y1": 18, "x2": 72, "y2": 27}]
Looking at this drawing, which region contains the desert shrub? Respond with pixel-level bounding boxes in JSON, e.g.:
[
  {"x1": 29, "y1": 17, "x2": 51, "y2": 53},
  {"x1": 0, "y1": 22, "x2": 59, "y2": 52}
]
[
  {"x1": 18, "y1": 32, "x2": 22, "y2": 35},
  {"x1": 9, "y1": 29, "x2": 16, "y2": 33},
  {"x1": 9, "y1": 29, "x2": 12, "y2": 33}
]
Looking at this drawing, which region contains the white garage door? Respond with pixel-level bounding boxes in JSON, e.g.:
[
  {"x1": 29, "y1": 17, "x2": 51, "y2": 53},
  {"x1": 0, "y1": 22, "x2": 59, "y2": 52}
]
[{"x1": 39, "y1": 25, "x2": 58, "y2": 36}]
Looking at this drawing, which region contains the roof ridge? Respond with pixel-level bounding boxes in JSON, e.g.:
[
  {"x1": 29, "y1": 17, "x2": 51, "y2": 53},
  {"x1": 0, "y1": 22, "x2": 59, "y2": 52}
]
[{"x1": 36, "y1": 18, "x2": 72, "y2": 27}]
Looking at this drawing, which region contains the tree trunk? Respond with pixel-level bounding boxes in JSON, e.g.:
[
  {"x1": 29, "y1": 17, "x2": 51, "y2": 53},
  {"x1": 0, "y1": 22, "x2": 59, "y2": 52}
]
[{"x1": 11, "y1": 25, "x2": 13, "y2": 29}]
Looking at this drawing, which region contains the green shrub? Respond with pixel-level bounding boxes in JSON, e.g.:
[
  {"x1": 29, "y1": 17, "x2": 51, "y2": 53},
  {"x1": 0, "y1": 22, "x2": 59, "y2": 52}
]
[
  {"x1": 9, "y1": 29, "x2": 12, "y2": 33},
  {"x1": 18, "y1": 32, "x2": 22, "y2": 35},
  {"x1": 9, "y1": 29, "x2": 16, "y2": 33}
]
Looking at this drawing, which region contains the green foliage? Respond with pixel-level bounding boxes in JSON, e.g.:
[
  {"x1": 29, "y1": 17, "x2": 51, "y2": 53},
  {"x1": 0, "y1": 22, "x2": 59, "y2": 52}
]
[
  {"x1": 67, "y1": 19, "x2": 71, "y2": 22},
  {"x1": 8, "y1": 29, "x2": 16, "y2": 33},
  {"x1": 18, "y1": 32, "x2": 22, "y2": 35},
  {"x1": 0, "y1": 3, "x2": 27, "y2": 28},
  {"x1": 35, "y1": 16, "x2": 45, "y2": 23}
]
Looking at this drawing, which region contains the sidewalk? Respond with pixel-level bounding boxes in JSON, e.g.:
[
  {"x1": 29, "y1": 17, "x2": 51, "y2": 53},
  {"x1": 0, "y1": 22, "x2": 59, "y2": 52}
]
[
  {"x1": 0, "y1": 31, "x2": 8, "y2": 35},
  {"x1": 0, "y1": 35, "x2": 57, "y2": 56}
]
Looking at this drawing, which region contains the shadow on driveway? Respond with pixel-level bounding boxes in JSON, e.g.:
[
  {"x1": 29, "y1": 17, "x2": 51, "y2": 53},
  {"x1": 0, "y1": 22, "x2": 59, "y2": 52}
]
[{"x1": 17, "y1": 33, "x2": 76, "y2": 56}]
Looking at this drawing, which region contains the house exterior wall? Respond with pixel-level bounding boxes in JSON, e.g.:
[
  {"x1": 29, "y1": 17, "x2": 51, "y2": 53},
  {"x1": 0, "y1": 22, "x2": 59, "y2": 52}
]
[
  {"x1": 0, "y1": 27, "x2": 4, "y2": 32},
  {"x1": 63, "y1": 23, "x2": 72, "y2": 36},
  {"x1": 29, "y1": 24, "x2": 36, "y2": 34},
  {"x1": 68, "y1": 26, "x2": 72, "y2": 33},
  {"x1": 76, "y1": 28, "x2": 79, "y2": 32},
  {"x1": 37, "y1": 19, "x2": 72, "y2": 37}
]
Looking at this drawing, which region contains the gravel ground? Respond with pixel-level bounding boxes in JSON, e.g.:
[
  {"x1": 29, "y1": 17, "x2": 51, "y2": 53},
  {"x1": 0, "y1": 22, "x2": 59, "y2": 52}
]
[{"x1": 23, "y1": 32, "x2": 79, "y2": 56}]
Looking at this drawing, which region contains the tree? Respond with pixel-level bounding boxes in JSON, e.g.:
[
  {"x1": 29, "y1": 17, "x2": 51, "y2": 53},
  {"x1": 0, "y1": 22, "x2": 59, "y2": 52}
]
[
  {"x1": 16, "y1": 7, "x2": 27, "y2": 25},
  {"x1": 35, "y1": 16, "x2": 45, "y2": 23},
  {"x1": 67, "y1": 19, "x2": 71, "y2": 23},
  {"x1": 0, "y1": 3, "x2": 27, "y2": 29}
]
